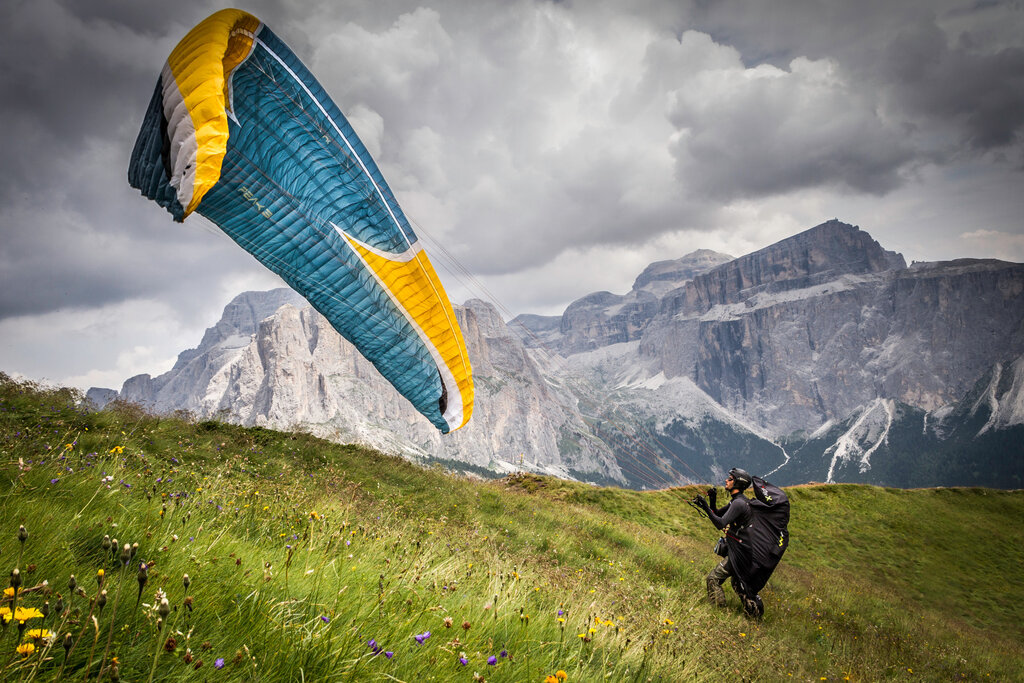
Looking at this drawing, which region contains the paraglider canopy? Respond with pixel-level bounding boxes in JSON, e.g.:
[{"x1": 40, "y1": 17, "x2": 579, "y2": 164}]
[{"x1": 129, "y1": 9, "x2": 474, "y2": 433}]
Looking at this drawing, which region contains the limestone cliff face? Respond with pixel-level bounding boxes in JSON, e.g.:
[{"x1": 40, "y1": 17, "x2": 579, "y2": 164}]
[
  {"x1": 538, "y1": 249, "x2": 733, "y2": 355},
  {"x1": 546, "y1": 221, "x2": 1024, "y2": 436},
  {"x1": 115, "y1": 293, "x2": 624, "y2": 483}
]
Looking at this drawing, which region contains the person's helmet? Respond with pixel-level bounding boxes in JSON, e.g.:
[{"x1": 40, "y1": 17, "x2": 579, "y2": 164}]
[{"x1": 728, "y1": 468, "x2": 752, "y2": 492}]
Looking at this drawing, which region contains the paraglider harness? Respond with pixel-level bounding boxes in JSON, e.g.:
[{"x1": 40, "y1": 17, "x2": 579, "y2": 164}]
[{"x1": 690, "y1": 476, "x2": 790, "y2": 614}]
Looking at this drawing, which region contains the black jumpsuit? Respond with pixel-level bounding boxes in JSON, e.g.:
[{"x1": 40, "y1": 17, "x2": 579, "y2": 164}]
[{"x1": 704, "y1": 492, "x2": 752, "y2": 607}]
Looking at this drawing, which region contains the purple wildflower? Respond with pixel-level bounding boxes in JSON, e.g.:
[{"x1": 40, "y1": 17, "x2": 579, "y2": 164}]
[
  {"x1": 414, "y1": 631, "x2": 431, "y2": 644},
  {"x1": 459, "y1": 657, "x2": 469, "y2": 666},
  {"x1": 320, "y1": 615, "x2": 330, "y2": 623},
  {"x1": 385, "y1": 651, "x2": 394, "y2": 659},
  {"x1": 487, "y1": 656, "x2": 497, "y2": 666},
  {"x1": 214, "y1": 658, "x2": 224, "y2": 669},
  {"x1": 50, "y1": 478, "x2": 59, "y2": 484}
]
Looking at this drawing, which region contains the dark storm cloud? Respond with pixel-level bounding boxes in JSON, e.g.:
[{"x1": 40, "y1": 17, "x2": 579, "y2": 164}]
[
  {"x1": 687, "y1": 0, "x2": 1024, "y2": 157},
  {"x1": 882, "y1": 22, "x2": 1024, "y2": 151}
]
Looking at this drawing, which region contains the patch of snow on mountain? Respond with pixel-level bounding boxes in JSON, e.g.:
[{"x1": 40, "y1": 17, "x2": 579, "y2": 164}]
[
  {"x1": 999, "y1": 357, "x2": 1024, "y2": 426},
  {"x1": 825, "y1": 399, "x2": 893, "y2": 482},
  {"x1": 859, "y1": 399, "x2": 894, "y2": 471},
  {"x1": 983, "y1": 355, "x2": 1024, "y2": 432},
  {"x1": 636, "y1": 372, "x2": 668, "y2": 391},
  {"x1": 809, "y1": 419, "x2": 837, "y2": 440},
  {"x1": 692, "y1": 273, "x2": 881, "y2": 323},
  {"x1": 765, "y1": 445, "x2": 791, "y2": 478},
  {"x1": 217, "y1": 334, "x2": 253, "y2": 350},
  {"x1": 972, "y1": 363, "x2": 1003, "y2": 436}
]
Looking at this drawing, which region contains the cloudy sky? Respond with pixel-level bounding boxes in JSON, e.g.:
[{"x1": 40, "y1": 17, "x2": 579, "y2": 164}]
[{"x1": 2, "y1": 0, "x2": 1022, "y2": 392}]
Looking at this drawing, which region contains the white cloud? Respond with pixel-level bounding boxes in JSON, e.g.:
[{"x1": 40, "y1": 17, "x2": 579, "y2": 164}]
[{"x1": 959, "y1": 230, "x2": 1024, "y2": 262}]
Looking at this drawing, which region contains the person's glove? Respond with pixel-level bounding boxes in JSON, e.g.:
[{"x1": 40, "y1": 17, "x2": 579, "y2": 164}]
[
  {"x1": 693, "y1": 495, "x2": 710, "y2": 511},
  {"x1": 707, "y1": 488, "x2": 717, "y2": 508}
]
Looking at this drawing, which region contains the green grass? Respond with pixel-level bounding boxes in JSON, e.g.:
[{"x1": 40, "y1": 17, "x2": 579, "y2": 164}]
[{"x1": 0, "y1": 373, "x2": 1021, "y2": 681}]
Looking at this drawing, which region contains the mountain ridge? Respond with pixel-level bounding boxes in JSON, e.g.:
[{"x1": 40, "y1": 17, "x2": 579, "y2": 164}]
[{"x1": 89, "y1": 220, "x2": 1024, "y2": 489}]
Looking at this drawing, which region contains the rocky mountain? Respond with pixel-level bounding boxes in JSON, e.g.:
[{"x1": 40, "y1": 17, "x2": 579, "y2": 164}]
[
  {"x1": 103, "y1": 290, "x2": 626, "y2": 484},
  {"x1": 91, "y1": 220, "x2": 1024, "y2": 489}
]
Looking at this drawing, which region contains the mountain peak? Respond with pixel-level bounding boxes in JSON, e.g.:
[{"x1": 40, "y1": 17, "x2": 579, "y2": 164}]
[
  {"x1": 632, "y1": 249, "x2": 734, "y2": 294},
  {"x1": 777, "y1": 219, "x2": 906, "y2": 275},
  {"x1": 669, "y1": 220, "x2": 906, "y2": 313}
]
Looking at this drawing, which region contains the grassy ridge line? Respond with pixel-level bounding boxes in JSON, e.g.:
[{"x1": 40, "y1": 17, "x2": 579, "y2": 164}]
[{"x1": 0, "y1": 374, "x2": 1021, "y2": 681}]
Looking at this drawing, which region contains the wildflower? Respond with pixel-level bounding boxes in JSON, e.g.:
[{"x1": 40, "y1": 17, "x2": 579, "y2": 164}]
[
  {"x1": 320, "y1": 615, "x2": 330, "y2": 624},
  {"x1": 385, "y1": 651, "x2": 394, "y2": 659},
  {"x1": 556, "y1": 670, "x2": 568, "y2": 681},
  {"x1": 16, "y1": 642, "x2": 35, "y2": 657},
  {"x1": 414, "y1": 631, "x2": 431, "y2": 644},
  {"x1": 215, "y1": 658, "x2": 225, "y2": 669},
  {"x1": 25, "y1": 628, "x2": 53, "y2": 644},
  {"x1": 459, "y1": 656, "x2": 469, "y2": 666},
  {"x1": 545, "y1": 677, "x2": 559, "y2": 683},
  {"x1": 487, "y1": 655, "x2": 497, "y2": 665},
  {"x1": 462, "y1": 621, "x2": 472, "y2": 631},
  {"x1": 13, "y1": 607, "x2": 43, "y2": 623},
  {"x1": 444, "y1": 616, "x2": 453, "y2": 628}
]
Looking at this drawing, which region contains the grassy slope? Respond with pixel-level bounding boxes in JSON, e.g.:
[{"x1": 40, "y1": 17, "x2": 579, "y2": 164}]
[{"x1": 0, "y1": 375, "x2": 1021, "y2": 682}]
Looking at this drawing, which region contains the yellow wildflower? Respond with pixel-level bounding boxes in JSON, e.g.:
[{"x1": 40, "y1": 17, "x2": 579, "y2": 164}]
[
  {"x1": 556, "y1": 671, "x2": 568, "y2": 681},
  {"x1": 14, "y1": 607, "x2": 43, "y2": 622},
  {"x1": 16, "y1": 642, "x2": 35, "y2": 657},
  {"x1": 25, "y1": 628, "x2": 53, "y2": 643}
]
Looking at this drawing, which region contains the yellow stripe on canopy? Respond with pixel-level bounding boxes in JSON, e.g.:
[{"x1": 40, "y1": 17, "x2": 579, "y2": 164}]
[
  {"x1": 343, "y1": 236, "x2": 474, "y2": 432},
  {"x1": 165, "y1": 9, "x2": 261, "y2": 216}
]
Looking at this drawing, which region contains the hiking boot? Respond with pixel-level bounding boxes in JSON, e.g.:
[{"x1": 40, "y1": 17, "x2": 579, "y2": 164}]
[
  {"x1": 742, "y1": 594, "x2": 764, "y2": 619},
  {"x1": 706, "y1": 577, "x2": 727, "y2": 608}
]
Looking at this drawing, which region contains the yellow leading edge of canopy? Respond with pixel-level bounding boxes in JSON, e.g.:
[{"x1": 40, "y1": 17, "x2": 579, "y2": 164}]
[{"x1": 166, "y1": 9, "x2": 260, "y2": 216}]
